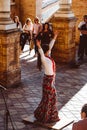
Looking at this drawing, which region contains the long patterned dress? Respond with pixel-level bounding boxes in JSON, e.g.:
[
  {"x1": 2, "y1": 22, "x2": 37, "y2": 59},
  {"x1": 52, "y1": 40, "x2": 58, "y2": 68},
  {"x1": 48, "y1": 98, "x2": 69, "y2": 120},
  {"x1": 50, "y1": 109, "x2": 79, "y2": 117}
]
[{"x1": 34, "y1": 57, "x2": 60, "y2": 123}]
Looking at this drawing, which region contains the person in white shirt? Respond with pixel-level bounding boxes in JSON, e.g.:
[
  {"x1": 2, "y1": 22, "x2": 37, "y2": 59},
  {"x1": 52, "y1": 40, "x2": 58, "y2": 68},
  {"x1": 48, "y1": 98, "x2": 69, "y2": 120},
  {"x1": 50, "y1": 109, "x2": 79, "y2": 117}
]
[
  {"x1": 33, "y1": 17, "x2": 42, "y2": 56},
  {"x1": 23, "y1": 18, "x2": 33, "y2": 38},
  {"x1": 34, "y1": 31, "x2": 60, "y2": 123},
  {"x1": 20, "y1": 18, "x2": 33, "y2": 51}
]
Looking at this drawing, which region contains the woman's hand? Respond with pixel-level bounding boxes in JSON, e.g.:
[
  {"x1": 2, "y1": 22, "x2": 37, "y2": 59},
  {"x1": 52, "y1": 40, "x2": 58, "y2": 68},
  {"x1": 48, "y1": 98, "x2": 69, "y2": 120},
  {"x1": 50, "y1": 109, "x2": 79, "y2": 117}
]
[
  {"x1": 53, "y1": 30, "x2": 59, "y2": 40},
  {"x1": 36, "y1": 40, "x2": 41, "y2": 49},
  {"x1": 54, "y1": 30, "x2": 59, "y2": 34}
]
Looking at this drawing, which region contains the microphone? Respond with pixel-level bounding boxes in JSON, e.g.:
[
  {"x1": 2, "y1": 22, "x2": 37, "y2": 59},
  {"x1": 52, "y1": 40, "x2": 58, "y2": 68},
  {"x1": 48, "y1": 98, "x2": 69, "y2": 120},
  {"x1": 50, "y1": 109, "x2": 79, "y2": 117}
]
[{"x1": 0, "y1": 85, "x2": 7, "y2": 90}]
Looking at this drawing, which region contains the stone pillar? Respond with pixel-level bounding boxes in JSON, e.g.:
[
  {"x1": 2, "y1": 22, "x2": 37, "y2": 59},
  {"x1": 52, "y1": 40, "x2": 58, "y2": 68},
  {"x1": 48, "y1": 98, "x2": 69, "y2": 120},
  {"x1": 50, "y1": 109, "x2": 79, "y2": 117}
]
[
  {"x1": 50, "y1": 0, "x2": 77, "y2": 63},
  {"x1": 19, "y1": 0, "x2": 42, "y2": 24},
  {"x1": 0, "y1": 0, "x2": 16, "y2": 30},
  {"x1": 0, "y1": 0, "x2": 21, "y2": 87}
]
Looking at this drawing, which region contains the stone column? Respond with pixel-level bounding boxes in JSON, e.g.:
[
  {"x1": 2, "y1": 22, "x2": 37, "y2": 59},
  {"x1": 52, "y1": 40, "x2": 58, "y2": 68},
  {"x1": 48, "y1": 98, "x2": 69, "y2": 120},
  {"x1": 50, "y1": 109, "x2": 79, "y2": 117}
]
[
  {"x1": 0, "y1": 0, "x2": 21, "y2": 87},
  {"x1": 50, "y1": 0, "x2": 77, "y2": 63},
  {"x1": 0, "y1": 0, "x2": 16, "y2": 30}
]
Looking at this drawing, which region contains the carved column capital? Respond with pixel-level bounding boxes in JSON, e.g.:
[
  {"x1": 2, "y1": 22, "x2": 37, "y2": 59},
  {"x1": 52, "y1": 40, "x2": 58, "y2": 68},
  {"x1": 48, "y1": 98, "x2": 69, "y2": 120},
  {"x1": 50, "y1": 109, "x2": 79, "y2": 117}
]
[{"x1": 54, "y1": 0, "x2": 74, "y2": 18}]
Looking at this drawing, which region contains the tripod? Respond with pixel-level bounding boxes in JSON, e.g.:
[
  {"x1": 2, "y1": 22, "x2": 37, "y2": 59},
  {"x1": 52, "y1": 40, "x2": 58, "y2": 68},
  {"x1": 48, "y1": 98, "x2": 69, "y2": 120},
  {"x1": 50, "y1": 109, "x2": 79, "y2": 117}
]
[{"x1": 0, "y1": 85, "x2": 15, "y2": 130}]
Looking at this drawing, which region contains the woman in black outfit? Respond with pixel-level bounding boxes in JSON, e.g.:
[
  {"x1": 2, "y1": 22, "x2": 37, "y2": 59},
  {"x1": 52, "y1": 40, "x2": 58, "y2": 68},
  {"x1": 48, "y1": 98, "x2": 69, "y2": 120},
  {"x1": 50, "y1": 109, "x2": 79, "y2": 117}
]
[
  {"x1": 37, "y1": 22, "x2": 54, "y2": 45},
  {"x1": 36, "y1": 22, "x2": 54, "y2": 69}
]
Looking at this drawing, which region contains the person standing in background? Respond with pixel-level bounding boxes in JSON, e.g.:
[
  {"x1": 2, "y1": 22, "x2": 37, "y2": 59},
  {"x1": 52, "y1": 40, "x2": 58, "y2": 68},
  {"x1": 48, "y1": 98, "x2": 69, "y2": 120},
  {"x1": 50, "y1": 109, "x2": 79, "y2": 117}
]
[
  {"x1": 78, "y1": 15, "x2": 87, "y2": 61},
  {"x1": 33, "y1": 17, "x2": 42, "y2": 57}
]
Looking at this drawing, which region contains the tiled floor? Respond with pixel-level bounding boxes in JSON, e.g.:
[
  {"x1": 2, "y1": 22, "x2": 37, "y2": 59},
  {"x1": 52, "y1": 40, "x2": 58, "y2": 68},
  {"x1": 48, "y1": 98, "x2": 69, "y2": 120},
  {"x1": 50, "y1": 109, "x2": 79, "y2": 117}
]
[{"x1": 0, "y1": 45, "x2": 87, "y2": 130}]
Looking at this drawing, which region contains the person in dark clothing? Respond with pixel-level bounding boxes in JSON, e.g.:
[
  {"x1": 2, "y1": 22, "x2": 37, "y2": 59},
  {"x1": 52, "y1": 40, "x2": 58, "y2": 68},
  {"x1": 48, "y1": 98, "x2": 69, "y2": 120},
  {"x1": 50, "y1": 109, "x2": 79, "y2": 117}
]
[
  {"x1": 78, "y1": 15, "x2": 87, "y2": 61},
  {"x1": 36, "y1": 22, "x2": 54, "y2": 69},
  {"x1": 37, "y1": 22, "x2": 54, "y2": 45}
]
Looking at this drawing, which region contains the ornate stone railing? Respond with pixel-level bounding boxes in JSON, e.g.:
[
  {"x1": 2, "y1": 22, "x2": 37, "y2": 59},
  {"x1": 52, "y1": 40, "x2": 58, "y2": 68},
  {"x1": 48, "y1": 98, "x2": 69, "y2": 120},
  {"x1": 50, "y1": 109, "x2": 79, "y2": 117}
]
[
  {"x1": 42, "y1": 0, "x2": 58, "y2": 8},
  {"x1": 41, "y1": 0, "x2": 60, "y2": 23}
]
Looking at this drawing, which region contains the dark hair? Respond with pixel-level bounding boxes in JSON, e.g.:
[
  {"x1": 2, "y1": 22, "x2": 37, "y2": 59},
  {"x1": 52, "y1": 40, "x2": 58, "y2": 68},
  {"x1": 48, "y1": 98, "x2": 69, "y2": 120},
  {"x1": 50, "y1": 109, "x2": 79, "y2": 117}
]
[
  {"x1": 81, "y1": 104, "x2": 87, "y2": 117},
  {"x1": 43, "y1": 22, "x2": 49, "y2": 30},
  {"x1": 42, "y1": 44, "x2": 49, "y2": 53},
  {"x1": 83, "y1": 15, "x2": 87, "y2": 19},
  {"x1": 14, "y1": 16, "x2": 19, "y2": 27},
  {"x1": 37, "y1": 44, "x2": 49, "y2": 71},
  {"x1": 42, "y1": 22, "x2": 53, "y2": 31}
]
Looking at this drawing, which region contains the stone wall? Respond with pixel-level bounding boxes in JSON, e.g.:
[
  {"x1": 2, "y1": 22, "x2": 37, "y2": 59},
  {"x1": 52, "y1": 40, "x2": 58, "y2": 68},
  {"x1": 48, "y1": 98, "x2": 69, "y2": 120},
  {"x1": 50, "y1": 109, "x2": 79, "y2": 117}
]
[
  {"x1": 10, "y1": 0, "x2": 35, "y2": 24},
  {"x1": 18, "y1": 0, "x2": 36, "y2": 25},
  {"x1": 10, "y1": 0, "x2": 20, "y2": 20},
  {"x1": 0, "y1": 30, "x2": 21, "y2": 87}
]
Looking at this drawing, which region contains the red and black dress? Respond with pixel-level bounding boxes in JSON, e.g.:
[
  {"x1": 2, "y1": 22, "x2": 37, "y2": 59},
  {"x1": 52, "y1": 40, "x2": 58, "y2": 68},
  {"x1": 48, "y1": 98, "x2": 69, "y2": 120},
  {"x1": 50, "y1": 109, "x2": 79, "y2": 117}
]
[{"x1": 34, "y1": 44, "x2": 60, "y2": 123}]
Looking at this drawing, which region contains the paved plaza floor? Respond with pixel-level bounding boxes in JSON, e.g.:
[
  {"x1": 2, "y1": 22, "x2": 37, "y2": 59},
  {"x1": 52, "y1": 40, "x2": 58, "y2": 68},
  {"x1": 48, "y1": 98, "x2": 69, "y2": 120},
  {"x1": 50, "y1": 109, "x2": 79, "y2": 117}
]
[{"x1": 0, "y1": 45, "x2": 87, "y2": 130}]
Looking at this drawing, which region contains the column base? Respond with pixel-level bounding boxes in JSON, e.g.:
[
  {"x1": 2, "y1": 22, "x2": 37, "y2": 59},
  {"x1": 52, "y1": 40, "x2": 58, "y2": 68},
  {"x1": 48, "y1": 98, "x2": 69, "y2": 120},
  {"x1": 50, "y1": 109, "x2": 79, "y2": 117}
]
[
  {"x1": 0, "y1": 23, "x2": 16, "y2": 31},
  {"x1": 54, "y1": 12, "x2": 75, "y2": 18},
  {"x1": 0, "y1": 29, "x2": 21, "y2": 88}
]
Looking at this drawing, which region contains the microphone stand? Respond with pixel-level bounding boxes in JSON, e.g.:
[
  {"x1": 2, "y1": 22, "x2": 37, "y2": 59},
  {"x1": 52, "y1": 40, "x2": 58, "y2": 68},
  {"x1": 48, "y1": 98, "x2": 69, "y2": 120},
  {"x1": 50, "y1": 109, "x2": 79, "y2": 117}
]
[{"x1": 0, "y1": 85, "x2": 15, "y2": 130}]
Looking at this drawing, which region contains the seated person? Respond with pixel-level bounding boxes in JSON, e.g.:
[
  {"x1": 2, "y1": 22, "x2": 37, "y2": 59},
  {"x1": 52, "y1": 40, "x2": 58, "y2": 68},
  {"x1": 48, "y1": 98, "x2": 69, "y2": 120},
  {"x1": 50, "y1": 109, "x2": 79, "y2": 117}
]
[
  {"x1": 14, "y1": 16, "x2": 22, "y2": 31},
  {"x1": 20, "y1": 18, "x2": 33, "y2": 51},
  {"x1": 72, "y1": 104, "x2": 87, "y2": 130}
]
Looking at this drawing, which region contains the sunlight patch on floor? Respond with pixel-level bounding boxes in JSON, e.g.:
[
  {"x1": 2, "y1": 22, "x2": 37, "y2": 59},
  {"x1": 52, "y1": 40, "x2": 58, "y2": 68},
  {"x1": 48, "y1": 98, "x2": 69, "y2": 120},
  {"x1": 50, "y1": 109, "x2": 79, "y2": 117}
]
[
  {"x1": 20, "y1": 44, "x2": 37, "y2": 62},
  {"x1": 59, "y1": 83, "x2": 87, "y2": 130}
]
